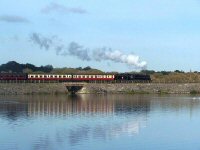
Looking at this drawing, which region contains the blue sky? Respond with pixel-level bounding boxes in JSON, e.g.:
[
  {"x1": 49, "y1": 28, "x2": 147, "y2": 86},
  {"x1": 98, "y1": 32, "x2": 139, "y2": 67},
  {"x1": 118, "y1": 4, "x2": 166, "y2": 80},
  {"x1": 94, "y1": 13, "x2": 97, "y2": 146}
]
[{"x1": 0, "y1": 0, "x2": 200, "y2": 72}]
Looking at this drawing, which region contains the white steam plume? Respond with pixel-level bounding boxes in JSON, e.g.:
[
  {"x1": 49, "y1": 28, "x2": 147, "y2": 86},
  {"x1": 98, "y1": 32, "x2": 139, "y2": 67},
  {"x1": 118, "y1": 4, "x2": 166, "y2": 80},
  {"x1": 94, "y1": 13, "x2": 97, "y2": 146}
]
[
  {"x1": 29, "y1": 33, "x2": 147, "y2": 69},
  {"x1": 93, "y1": 49, "x2": 147, "y2": 69}
]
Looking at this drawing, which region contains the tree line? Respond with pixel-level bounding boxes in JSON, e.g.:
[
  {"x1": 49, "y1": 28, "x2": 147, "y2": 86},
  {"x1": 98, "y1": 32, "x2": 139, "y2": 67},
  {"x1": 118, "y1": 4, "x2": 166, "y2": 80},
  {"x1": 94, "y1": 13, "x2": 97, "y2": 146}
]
[{"x1": 0, "y1": 61, "x2": 102, "y2": 74}]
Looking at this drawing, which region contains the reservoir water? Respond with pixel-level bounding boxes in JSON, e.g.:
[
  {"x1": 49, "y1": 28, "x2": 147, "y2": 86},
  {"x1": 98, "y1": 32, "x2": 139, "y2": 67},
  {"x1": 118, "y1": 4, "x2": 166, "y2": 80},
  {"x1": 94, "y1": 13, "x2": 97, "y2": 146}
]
[{"x1": 0, "y1": 94, "x2": 200, "y2": 150}]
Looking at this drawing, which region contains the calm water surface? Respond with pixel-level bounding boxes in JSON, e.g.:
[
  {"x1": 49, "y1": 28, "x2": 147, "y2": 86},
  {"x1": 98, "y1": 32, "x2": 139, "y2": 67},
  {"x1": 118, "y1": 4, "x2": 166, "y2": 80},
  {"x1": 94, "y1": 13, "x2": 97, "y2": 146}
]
[{"x1": 0, "y1": 94, "x2": 200, "y2": 150}]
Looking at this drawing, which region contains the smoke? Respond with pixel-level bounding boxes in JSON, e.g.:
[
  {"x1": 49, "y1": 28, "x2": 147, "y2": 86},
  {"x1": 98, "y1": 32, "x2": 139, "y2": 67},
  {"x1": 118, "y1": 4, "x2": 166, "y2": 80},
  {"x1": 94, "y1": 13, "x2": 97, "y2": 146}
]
[
  {"x1": 55, "y1": 45, "x2": 64, "y2": 55},
  {"x1": 29, "y1": 33, "x2": 147, "y2": 69},
  {"x1": 29, "y1": 33, "x2": 91, "y2": 61},
  {"x1": 93, "y1": 49, "x2": 147, "y2": 69},
  {"x1": 30, "y1": 33, "x2": 53, "y2": 50},
  {"x1": 60, "y1": 42, "x2": 91, "y2": 61},
  {"x1": 67, "y1": 42, "x2": 91, "y2": 61}
]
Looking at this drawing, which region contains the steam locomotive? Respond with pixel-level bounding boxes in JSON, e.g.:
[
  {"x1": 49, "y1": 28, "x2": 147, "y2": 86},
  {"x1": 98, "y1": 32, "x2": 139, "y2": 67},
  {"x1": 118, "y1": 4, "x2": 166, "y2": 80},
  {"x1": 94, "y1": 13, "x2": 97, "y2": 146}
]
[{"x1": 0, "y1": 73, "x2": 151, "y2": 82}]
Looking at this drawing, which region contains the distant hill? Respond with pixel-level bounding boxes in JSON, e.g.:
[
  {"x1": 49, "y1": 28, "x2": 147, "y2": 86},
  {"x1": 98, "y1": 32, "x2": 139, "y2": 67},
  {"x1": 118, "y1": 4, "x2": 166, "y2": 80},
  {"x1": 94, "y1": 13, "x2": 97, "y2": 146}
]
[{"x1": 0, "y1": 61, "x2": 103, "y2": 74}]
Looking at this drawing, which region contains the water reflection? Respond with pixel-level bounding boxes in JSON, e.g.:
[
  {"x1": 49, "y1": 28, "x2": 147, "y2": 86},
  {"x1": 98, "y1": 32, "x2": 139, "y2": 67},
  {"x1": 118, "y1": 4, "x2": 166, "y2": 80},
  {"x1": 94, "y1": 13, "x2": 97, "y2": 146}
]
[
  {"x1": 0, "y1": 100, "x2": 28, "y2": 121},
  {"x1": 1, "y1": 95, "x2": 200, "y2": 150},
  {"x1": 0, "y1": 95, "x2": 151, "y2": 118},
  {"x1": 28, "y1": 95, "x2": 115, "y2": 117}
]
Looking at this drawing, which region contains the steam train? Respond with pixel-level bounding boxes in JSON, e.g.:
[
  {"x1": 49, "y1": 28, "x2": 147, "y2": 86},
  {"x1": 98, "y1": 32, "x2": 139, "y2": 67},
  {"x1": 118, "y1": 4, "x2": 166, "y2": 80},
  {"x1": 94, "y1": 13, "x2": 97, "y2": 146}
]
[{"x1": 0, "y1": 73, "x2": 151, "y2": 82}]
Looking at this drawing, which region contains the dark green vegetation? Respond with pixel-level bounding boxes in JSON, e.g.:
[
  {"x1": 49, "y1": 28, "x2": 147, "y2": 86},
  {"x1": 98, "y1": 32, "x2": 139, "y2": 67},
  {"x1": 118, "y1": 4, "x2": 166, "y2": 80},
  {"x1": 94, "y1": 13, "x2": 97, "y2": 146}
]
[
  {"x1": 0, "y1": 61, "x2": 103, "y2": 74},
  {"x1": 190, "y1": 90, "x2": 200, "y2": 95},
  {"x1": 0, "y1": 61, "x2": 53, "y2": 73}
]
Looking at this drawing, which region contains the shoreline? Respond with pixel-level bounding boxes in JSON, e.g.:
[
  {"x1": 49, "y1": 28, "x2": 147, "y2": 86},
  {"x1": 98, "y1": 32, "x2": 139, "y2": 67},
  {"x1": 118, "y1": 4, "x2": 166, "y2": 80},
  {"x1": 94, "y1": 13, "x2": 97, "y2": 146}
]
[{"x1": 0, "y1": 83, "x2": 200, "y2": 95}]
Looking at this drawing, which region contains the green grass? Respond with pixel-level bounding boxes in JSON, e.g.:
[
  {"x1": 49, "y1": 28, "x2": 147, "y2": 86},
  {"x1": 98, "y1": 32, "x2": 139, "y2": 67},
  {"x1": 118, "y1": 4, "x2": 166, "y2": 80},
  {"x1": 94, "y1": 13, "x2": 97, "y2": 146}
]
[{"x1": 190, "y1": 90, "x2": 199, "y2": 95}]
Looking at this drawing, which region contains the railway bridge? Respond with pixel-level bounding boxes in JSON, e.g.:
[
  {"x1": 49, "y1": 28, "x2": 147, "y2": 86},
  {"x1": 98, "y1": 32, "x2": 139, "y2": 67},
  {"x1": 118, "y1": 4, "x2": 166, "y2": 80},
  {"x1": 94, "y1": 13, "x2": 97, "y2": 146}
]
[{"x1": 64, "y1": 82, "x2": 87, "y2": 94}]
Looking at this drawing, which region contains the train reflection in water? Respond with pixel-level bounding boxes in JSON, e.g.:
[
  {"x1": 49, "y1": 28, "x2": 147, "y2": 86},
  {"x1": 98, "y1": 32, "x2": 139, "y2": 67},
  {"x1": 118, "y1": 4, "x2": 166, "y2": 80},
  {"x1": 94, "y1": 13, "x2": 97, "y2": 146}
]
[
  {"x1": 0, "y1": 95, "x2": 150, "y2": 119},
  {"x1": 27, "y1": 95, "x2": 150, "y2": 117},
  {"x1": 1, "y1": 95, "x2": 200, "y2": 119}
]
